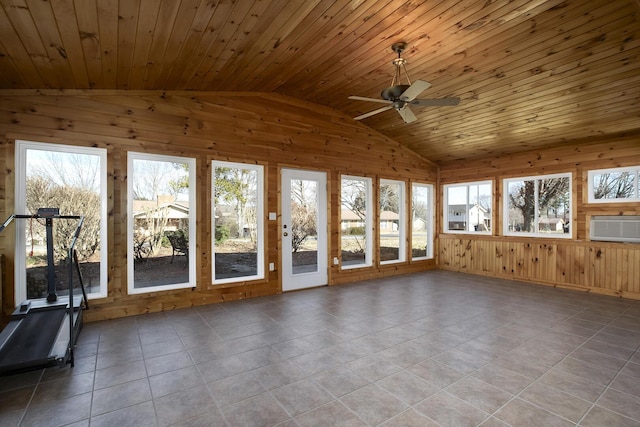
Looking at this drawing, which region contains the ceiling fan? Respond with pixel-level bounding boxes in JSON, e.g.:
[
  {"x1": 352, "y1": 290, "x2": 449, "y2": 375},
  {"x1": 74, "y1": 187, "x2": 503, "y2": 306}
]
[{"x1": 349, "y1": 42, "x2": 460, "y2": 123}]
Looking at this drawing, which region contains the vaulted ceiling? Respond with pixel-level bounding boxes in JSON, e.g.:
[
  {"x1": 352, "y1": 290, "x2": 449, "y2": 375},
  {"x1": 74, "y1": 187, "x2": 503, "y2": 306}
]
[{"x1": 0, "y1": 0, "x2": 639, "y2": 164}]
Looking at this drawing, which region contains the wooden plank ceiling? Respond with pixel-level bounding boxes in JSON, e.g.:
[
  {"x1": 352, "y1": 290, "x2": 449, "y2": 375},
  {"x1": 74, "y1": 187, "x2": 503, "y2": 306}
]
[{"x1": 0, "y1": 0, "x2": 638, "y2": 164}]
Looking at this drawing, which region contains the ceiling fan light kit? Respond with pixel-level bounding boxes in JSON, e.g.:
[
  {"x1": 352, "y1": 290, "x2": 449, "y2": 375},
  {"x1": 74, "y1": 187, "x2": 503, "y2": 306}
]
[{"x1": 350, "y1": 41, "x2": 460, "y2": 123}]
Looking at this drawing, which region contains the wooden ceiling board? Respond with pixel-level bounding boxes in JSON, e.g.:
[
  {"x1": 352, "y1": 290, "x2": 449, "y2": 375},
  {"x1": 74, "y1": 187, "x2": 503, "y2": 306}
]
[
  {"x1": 210, "y1": 0, "x2": 333, "y2": 89},
  {"x1": 74, "y1": 0, "x2": 104, "y2": 89},
  {"x1": 0, "y1": 0, "x2": 638, "y2": 164},
  {"x1": 315, "y1": 0, "x2": 563, "y2": 106},
  {"x1": 95, "y1": 0, "x2": 118, "y2": 88},
  {"x1": 295, "y1": 0, "x2": 518, "y2": 102}
]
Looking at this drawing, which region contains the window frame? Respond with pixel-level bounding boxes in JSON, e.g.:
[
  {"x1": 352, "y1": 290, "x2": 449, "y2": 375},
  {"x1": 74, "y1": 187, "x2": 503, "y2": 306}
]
[
  {"x1": 411, "y1": 182, "x2": 434, "y2": 261},
  {"x1": 15, "y1": 140, "x2": 109, "y2": 303},
  {"x1": 587, "y1": 166, "x2": 640, "y2": 203},
  {"x1": 211, "y1": 160, "x2": 265, "y2": 285},
  {"x1": 379, "y1": 178, "x2": 406, "y2": 265},
  {"x1": 503, "y1": 172, "x2": 572, "y2": 239},
  {"x1": 340, "y1": 175, "x2": 373, "y2": 270},
  {"x1": 127, "y1": 151, "x2": 197, "y2": 294},
  {"x1": 443, "y1": 180, "x2": 493, "y2": 235}
]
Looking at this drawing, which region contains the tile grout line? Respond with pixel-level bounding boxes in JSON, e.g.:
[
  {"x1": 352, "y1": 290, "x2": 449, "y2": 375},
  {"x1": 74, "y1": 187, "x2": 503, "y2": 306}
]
[
  {"x1": 439, "y1": 304, "x2": 621, "y2": 426},
  {"x1": 574, "y1": 303, "x2": 640, "y2": 426}
]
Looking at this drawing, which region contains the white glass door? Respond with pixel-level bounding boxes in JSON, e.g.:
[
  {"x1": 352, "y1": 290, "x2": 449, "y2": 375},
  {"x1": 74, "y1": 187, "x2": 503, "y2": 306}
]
[{"x1": 281, "y1": 169, "x2": 327, "y2": 291}]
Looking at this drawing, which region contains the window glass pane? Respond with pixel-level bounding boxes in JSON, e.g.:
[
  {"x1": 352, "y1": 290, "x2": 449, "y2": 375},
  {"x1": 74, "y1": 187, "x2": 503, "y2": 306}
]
[
  {"x1": 341, "y1": 177, "x2": 370, "y2": 268},
  {"x1": 538, "y1": 176, "x2": 570, "y2": 235},
  {"x1": 592, "y1": 171, "x2": 635, "y2": 200},
  {"x1": 19, "y1": 143, "x2": 107, "y2": 301},
  {"x1": 476, "y1": 183, "x2": 492, "y2": 232},
  {"x1": 213, "y1": 162, "x2": 263, "y2": 282},
  {"x1": 130, "y1": 154, "x2": 194, "y2": 292},
  {"x1": 505, "y1": 173, "x2": 572, "y2": 237},
  {"x1": 445, "y1": 182, "x2": 492, "y2": 233},
  {"x1": 506, "y1": 179, "x2": 534, "y2": 233},
  {"x1": 380, "y1": 179, "x2": 405, "y2": 263},
  {"x1": 447, "y1": 186, "x2": 467, "y2": 231},
  {"x1": 411, "y1": 183, "x2": 432, "y2": 260},
  {"x1": 290, "y1": 178, "x2": 319, "y2": 274}
]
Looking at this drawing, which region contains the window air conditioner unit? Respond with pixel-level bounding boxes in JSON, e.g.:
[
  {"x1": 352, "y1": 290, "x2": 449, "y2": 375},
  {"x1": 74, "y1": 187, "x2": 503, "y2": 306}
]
[{"x1": 590, "y1": 216, "x2": 640, "y2": 243}]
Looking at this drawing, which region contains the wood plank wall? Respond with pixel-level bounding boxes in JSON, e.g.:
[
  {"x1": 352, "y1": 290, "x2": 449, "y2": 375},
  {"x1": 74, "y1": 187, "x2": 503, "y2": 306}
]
[
  {"x1": 438, "y1": 137, "x2": 640, "y2": 299},
  {"x1": 0, "y1": 90, "x2": 438, "y2": 322}
]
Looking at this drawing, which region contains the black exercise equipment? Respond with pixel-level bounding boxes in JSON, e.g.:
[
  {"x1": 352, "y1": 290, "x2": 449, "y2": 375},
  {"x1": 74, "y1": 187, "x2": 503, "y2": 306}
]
[{"x1": 0, "y1": 208, "x2": 88, "y2": 374}]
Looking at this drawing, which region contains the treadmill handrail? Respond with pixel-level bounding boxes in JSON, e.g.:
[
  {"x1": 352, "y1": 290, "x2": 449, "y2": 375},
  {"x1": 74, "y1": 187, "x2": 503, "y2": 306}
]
[{"x1": 0, "y1": 214, "x2": 83, "y2": 234}]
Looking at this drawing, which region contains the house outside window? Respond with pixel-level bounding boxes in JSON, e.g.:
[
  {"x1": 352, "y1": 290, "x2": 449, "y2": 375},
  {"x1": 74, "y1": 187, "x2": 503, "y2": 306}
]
[
  {"x1": 340, "y1": 175, "x2": 373, "y2": 269},
  {"x1": 128, "y1": 152, "x2": 196, "y2": 294},
  {"x1": 411, "y1": 183, "x2": 434, "y2": 260},
  {"x1": 443, "y1": 181, "x2": 492, "y2": 234},
  {"x1": 379, "y1": 179, "x2": 406, "y2": 264}
]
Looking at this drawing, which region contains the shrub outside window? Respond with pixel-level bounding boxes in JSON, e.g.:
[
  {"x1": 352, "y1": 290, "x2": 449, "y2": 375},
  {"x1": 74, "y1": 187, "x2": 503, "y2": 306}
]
[
  {"x1": 504, "y1": 173, "x2": 572, "y2": 238},
  {"x1": 128, "y1": 152, "x2": 196, "y2": 294},
  {"x1": 15, "y1": 140, "x2": 108, "y2": 302},
  {"x1": 443, "y1": 181, "x2": 492, "y2": 234},
  {"x1": 588, "y1": 166, "x2": 639, "y2": 203},
  {"x1": 212, "y1": 161, "x2": 264, "y2": 284}
]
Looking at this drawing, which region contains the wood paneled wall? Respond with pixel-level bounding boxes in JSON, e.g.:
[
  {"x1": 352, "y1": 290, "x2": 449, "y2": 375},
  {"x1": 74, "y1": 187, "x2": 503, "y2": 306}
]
[
  {"x1": 438, "y1": 137, "x2": 640, "y2": 299},
  {"x1": 0, "y1": 90, "x2": 438, "y2": 322}
]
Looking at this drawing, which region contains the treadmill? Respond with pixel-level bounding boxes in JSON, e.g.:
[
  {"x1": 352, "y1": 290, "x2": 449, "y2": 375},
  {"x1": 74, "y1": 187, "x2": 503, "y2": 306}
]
[{"x1": 0, "y1": 208, "x2": 88, "y2": 374}]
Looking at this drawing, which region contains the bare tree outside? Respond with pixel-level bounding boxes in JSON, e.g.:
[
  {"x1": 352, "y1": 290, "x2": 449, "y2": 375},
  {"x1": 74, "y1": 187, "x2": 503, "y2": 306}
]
[
  {"x1": 23, "y1": 147, "x2": 104, "y2": 297},
  {"x1": 379, "y1": 180, "x2": 403, "y2": 262},
  {"x1": 592, "y1": 171, "x2": 635, "y2": 200},
  {"x1": 130, "y1": 155, "x2": 191, "y2": 289},
  {"x1": 213, "y1": 163, "x2": 262, "y2": 281},
  {"x1": 411, "y1": 184, "x2": 430, "y2": 259},
  {"x1": 34, "y1": 151, "x2": 100, "y2": 191},
  {"x1": 290, "y1": 179, "x2": 318, "y2": 253},
  {"x1": 341, "y1": 177, "x2": 369, "y2": 265},
  {"x1": 507, "y1": 176, "x2": 570, "y2": 233}
]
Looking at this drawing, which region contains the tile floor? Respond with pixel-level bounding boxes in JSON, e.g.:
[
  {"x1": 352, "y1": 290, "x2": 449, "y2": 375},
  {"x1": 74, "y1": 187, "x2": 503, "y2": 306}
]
[{"x1": 1, "y1": 270, "x2": 640, "y2": 427}]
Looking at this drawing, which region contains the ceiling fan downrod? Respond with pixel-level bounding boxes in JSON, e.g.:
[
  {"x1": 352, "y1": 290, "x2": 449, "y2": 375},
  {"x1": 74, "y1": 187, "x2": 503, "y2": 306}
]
[{"x1": 383, "y1": 41, "x2": 412, "y2": 102}]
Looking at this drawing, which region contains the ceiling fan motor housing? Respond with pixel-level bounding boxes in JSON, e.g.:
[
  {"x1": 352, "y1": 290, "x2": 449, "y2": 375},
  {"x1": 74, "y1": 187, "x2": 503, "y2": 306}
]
[{"x1": 381, "y1": 84, "x2": 410, "y2": 101}]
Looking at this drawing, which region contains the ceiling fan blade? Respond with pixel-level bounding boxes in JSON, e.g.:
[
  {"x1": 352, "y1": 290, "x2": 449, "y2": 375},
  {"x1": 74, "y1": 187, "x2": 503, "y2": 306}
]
[
  {"x1": 348, "y1": 95, "x2": 392, "y2": 104},
  {"x1": 353, "y1": 105, "x2": 393, "y2": 120},
  {"x1": 399, "y1": 80, "x2": 432, "y2": 102},
  {"x1": 397, "y1": 106, "x2": 417, "y2": 123},
  {"x1": 410, "y1": 97, "x2": 460, "y2": 106}
]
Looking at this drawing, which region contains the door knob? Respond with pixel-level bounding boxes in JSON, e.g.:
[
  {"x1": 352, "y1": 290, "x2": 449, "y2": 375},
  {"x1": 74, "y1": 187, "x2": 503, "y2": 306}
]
[{"x1": 283, "y1": 232, "x2": 288, "y2": 236}]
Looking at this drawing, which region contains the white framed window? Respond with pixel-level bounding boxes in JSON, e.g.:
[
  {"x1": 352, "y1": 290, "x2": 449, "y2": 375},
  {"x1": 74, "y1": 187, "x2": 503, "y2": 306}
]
[
  {"x1": 443, "y1": 181, "x2": 492, "y2": 234},
  {"x1": 212, "y1": 161, "x2": 264, "y2": 284},
  {"x1": 15, "y1": 140, "x2": 108, "y2": 303},
  {"x1": 411, "y1": 183, "x2": 434, "y2": 260},
  {"x1": 340, "y1": 175, "x2": 373, "y2": 269},
  {"x1": 504, "y1": 173, "x2": 572, "y2": 238},
  {"x1": 379, "y1": 178, "x2": 406, "y2": 264},
  {"x1": 128, "y1": 152, "x2": 196, "y2": 294},
  {"x1": 588, "y1": 166, "x2": 640, "y2": 203}
]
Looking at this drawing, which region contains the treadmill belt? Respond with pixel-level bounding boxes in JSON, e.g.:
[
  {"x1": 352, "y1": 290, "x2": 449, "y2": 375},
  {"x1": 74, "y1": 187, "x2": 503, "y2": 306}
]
[{"x1": 0, "y1": 308, "x2": 68, "y2": 370}]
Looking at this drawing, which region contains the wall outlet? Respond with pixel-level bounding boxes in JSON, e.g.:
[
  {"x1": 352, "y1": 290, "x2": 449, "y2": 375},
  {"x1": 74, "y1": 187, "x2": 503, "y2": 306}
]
[
  {"x1": 268, "y1": 212, "x2": 277, "y2": 220},
  {"x1": 333, "y1": 257, "x2": 339, "y2": 265},
  {"x1": 269, "y1": 262, "x2": 275, "y2": 271}
]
